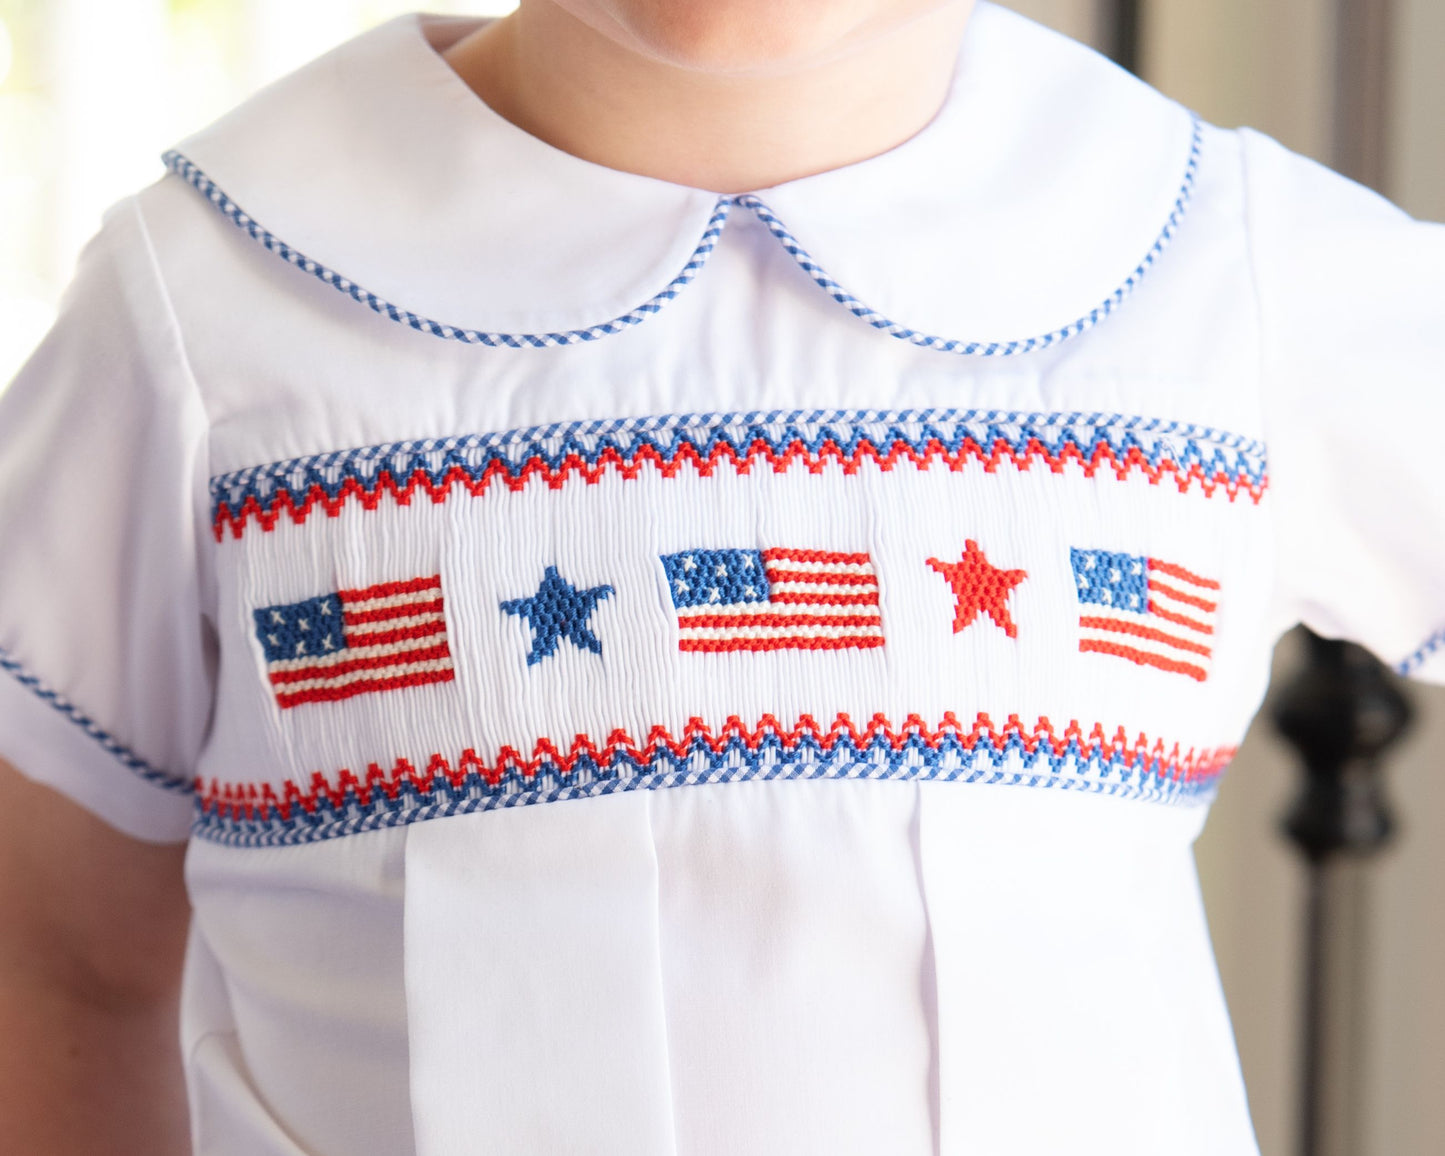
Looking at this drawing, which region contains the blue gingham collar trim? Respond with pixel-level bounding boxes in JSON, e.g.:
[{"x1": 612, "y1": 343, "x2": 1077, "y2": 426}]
[{"x1": 166, "y1": 4, "x2": 1203, "y2": 354}]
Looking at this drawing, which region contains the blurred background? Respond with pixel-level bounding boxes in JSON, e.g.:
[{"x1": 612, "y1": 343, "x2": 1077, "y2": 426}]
[{"x1": 0, "y1": 1, "x2": 1442, "y2": 1152}]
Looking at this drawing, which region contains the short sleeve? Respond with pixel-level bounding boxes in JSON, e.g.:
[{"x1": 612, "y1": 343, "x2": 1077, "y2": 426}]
[
  {"x1": 1244, "y1": 128, "x2": 1445, "y2": 683},
  {"x1": 0, "y1": 196, "x2": 212, "y2": 841}
]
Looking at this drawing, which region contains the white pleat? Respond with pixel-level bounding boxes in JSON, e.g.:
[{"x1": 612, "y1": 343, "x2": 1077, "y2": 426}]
[
  {"x1": 184, "y1": 831, "x2": 418, "y2": 1156},
  {"x1": 919, "y1": 782, "x2": 1258, "y2": 1156},
  {"x1": 188, "y1": 1034, "x2": 317, "y2": 1156},
  {"x1": 403, "y1": 792, "x2": 678, "y2": 1156},
  {"x1": 649, "y1": 780, "x2": 935, "y2": 1156}
]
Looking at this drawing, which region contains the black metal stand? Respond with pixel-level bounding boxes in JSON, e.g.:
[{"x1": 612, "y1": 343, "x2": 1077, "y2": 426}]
[
  {"x1": 1274, "y1": 3, "x2": 1401, "y2": 1150},
  {"x1": 1274, "y1": 629, "x2": 1411, "y2": 1156}
]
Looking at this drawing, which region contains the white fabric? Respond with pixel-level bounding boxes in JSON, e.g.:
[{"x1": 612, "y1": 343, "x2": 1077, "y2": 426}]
[
  {"x1": 405, "y1": 793, "x2": 680, "y2": 1156},
  {"x1": 921, "y1": 785, "x2": 1254, "y2": 1153},
  {"x1": 405, "y1": 781, "x2": 935, "y2": 1156},
  {"x1": 0, "y1": 198, "x2": 208, "y2": 842},
  {"x1": 183, "y1": 830, "x2": 413, "y2": 1155},
  {"x1": 1, "y1": 4, "x2": 1443, "y2": 1154},
  {"x1": 1244, "y1": 129, "x2": 1445, "y2": 676}
]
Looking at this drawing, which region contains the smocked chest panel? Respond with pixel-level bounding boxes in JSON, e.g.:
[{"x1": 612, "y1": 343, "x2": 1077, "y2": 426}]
[{"x1": 195, "y1": 398, "x2": 1271, "y2": 846}]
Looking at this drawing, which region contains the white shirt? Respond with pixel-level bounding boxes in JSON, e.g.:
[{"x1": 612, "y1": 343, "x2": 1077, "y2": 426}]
[{"x1": 2, "y1": 6, "x2": 1443, "y2": 1154}]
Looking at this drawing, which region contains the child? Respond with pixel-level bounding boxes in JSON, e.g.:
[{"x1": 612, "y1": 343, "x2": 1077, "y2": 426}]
[{"x1": 1, "y1": 1, "x2": 1441, "y2": 1153}]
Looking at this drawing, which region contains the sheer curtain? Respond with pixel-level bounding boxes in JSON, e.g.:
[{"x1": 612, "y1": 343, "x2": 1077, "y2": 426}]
[{"x1": 0, "y1": 0, "x2": 513, "y2": 384}]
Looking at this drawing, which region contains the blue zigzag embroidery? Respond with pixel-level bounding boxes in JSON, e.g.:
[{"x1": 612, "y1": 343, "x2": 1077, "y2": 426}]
[{"x1": 209, "y1": 407, "x2": 1268, "y2": 538}]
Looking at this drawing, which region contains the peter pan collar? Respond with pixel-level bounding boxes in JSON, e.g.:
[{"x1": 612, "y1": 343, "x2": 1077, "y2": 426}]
[{"x1": 165, "y1": 3, "x2": 1200, "y2": 355}]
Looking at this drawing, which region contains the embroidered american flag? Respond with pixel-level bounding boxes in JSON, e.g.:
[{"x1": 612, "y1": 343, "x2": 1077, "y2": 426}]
[
  {"x1": 660, "y1": 548, "x2": 884, "y2": 652},
  {"x1": 253, "y1": 575, "x2": 455, "y2": 709},
  {"x1": 1070, "y1": 548, "x2": 1218, "y2": 681}
]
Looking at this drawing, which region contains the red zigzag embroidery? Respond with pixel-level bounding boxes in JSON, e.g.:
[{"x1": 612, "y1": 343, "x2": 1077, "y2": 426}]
[
  {"x1": 214, "y1": 436, "x2": 1268, "y2": 540},
  {"x1": 195, "y1": 711, "x2": 1238, "y2": 827}
]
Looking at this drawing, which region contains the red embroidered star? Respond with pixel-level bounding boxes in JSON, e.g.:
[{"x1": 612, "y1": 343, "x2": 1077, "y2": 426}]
[{"x1": 927, "y1": 540, "x2": 1029, "y2": 638}]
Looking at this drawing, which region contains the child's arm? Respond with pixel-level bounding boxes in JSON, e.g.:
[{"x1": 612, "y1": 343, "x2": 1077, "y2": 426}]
[
  {"x1": 0, "y1": 756, "x2": 190, "y2": 1154},
  {"x1": 0, "y1": 188, "x2": 217, "y2": 1152}
]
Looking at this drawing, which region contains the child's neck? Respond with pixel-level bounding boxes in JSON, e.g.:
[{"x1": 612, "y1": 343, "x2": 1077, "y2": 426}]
[{"x1": 442, "y1": 1, "x2": 975, "y2": 194}]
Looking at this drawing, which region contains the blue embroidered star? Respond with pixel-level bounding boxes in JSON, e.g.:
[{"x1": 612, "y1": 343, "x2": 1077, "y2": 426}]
[{"x1": 500, "y1": 566, "x2": 614, "y2": 665}]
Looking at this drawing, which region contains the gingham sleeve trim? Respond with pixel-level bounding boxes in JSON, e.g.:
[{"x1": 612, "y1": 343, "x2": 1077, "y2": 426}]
[
  {"x1": 162, "y1": 115, "x2": 1201, "y2": 357},
  {"x1": 0, "y1": 646, "x2": 193, "y2": 794}
]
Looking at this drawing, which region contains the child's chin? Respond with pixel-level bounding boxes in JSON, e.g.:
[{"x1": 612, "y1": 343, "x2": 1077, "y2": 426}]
[{"x1": 590, "y1": 0, "x2": 936, "y2": 75}]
